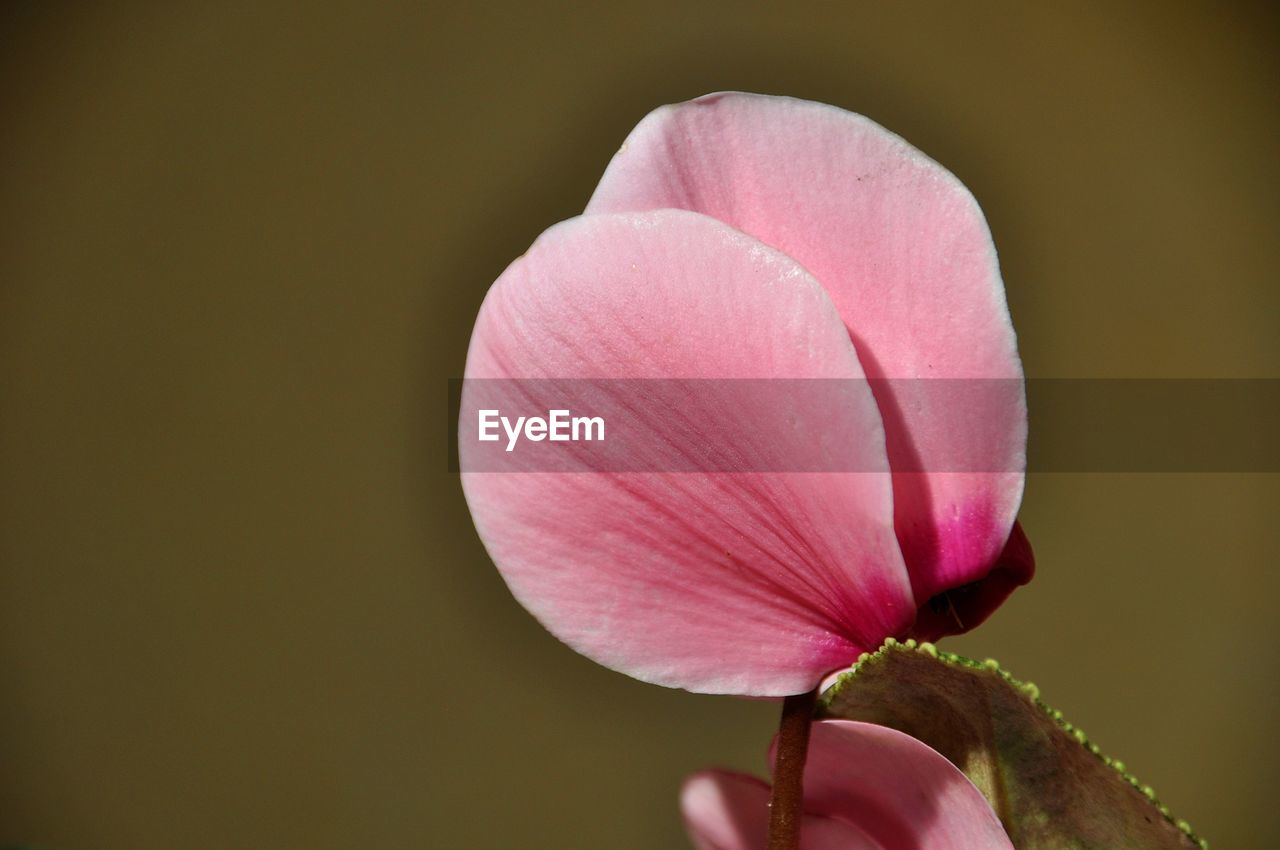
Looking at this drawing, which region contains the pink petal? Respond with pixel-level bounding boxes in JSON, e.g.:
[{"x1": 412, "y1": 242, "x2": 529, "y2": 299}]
[
  {"x1": 779, "y1": 720, "x2": 1015, "y2": 849},
  {"x1": 682, "y1": 721, "x2": 1013, "y2": 849},
  {"x1": 680, "y1": 772, "x2": 771, "y2": 850},
  {"x1": 460, "y1": 210, "x2": 915, "y2": 695},
  {"x1": 909, "y1": 519, "x2": 1034, "y2": 642},
  {"x1": 587, "y1": 92, "x2": 1030, "y2": 635},
  {"x1": 682, "y1": 771, "x2": 881, "y2": 850}
]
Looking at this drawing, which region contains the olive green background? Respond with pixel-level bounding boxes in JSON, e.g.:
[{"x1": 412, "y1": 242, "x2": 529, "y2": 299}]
[{"x1": 1, "y1": 2, "x2": 1275, "y2": 848}]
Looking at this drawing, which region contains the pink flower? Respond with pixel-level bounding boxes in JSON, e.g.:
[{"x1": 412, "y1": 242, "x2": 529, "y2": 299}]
[
  {"x1": 461, "y1": 93, "x2": 1032, "y2": 695},
  {"x1": 682, "y1": 720, "x2": 1014, "y2": 850}
]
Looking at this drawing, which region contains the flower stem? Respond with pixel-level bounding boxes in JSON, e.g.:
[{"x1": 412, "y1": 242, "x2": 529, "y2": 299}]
[{"x1": 766, "y1": 687, "x2": 817, "y2": 850}]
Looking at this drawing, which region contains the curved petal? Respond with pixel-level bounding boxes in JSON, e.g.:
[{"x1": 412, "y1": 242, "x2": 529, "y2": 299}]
[
  {"x1": 460, "y1": 209, "x2": 915, "y2": 695},
  {"x1": 775, "y1": 720, "x2": 1015, "y2": 850},
  {"x1": 681, "y1": 771, "x2": 770, "y2": 850},
  {"x1": 587, "y1": 92, "x2": 1030, "y2": 635},
  {"x1": 682, "y1": 771, "x2": 881, "y2": 850},
  {"x1": 909, "y1": 519, "x2": 1035, "y2": 642}
]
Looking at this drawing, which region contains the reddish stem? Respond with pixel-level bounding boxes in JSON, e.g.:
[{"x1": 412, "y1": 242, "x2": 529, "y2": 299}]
[{"x1": 766, "y1": 687, "x2": 817, "y2": 850}]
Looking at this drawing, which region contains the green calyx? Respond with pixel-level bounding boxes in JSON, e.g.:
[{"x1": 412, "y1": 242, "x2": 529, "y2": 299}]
[{"x1": 819, "y1": 638, "x2": 1207, "y2": 850}]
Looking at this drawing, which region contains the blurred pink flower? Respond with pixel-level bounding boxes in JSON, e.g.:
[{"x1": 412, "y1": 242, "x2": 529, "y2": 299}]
[
  {"x1": 461, "y1": 93, "x2": 1031, "y2": 695},
  {"x1": 682, "y1": 720, "x2": 1014, "y2": 850}
]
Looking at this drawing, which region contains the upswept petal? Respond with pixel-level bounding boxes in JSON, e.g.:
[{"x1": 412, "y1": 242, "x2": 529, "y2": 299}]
[
  {"x1": 789, "y1": 720, "x2": 1015, "y2": 849},
  {"x1": 681, "y1": 721, "x2": 1014, "y2": 849},
  {"x1": 460, "y1": 209, "x2": 914, "y2": 695},
  {"x1": 587, "y1": 92, "x2": 1030, "y2": 634},
  {"x1": 681, "y1": 772, "x2": 880, "y2": 850}
]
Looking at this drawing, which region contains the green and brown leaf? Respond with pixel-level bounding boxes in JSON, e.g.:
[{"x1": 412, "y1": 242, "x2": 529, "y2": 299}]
[{"x1": 819, "y1": 639, "x2": 1206, "y2": 850}]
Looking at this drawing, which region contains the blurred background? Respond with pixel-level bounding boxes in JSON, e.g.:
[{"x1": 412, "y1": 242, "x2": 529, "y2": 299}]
[{"x1": 1, "y1": 2, "x2": 1276, "y2": 847}]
